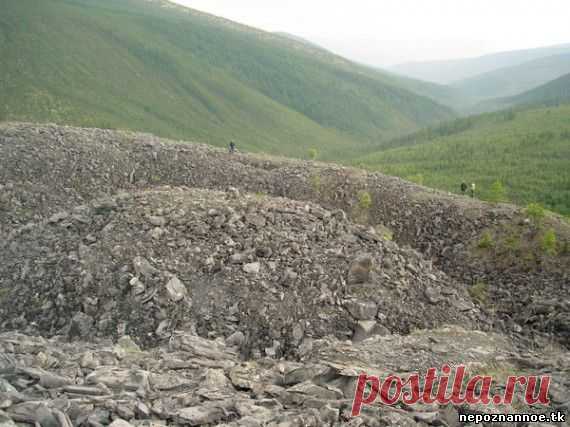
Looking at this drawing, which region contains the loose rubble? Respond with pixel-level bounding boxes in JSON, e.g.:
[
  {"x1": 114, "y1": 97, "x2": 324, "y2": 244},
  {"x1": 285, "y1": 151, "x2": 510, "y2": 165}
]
[
  {"x1": 0, "y1": 123, "x2": 569, "y2": 425},
  {"x1": 0, "y1": 328, "x2": 567, "y2": 426},
  {"x1": 0, "y1": 188, "x2": 479, "y2": 354}
]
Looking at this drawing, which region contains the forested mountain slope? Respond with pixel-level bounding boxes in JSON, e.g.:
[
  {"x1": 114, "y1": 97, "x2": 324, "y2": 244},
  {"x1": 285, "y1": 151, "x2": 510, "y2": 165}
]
[
  {"x1": 0, "y1": 0, "x2": 455, "y2": 159},
  {"x1": 357, "y1": 104, "x2": 570, "y2": 215},
  {"x1": 480, "y1": 73, "x2": 570, "y2": 111}
]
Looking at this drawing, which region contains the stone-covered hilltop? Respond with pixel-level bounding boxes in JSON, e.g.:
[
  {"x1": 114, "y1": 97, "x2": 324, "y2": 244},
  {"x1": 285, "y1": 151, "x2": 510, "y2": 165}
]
[
  {"x1": 0, "y1": 122, "x2": 569, "y2": 426},
  {"x1": 0, "y1": 187, "x2": 480, "y2": 351}
]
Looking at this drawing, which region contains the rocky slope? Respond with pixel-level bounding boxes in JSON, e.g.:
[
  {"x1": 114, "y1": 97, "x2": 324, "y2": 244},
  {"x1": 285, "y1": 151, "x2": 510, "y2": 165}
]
[{"x1": 0, "y1": 122, "x2": 569, "y2": 426}]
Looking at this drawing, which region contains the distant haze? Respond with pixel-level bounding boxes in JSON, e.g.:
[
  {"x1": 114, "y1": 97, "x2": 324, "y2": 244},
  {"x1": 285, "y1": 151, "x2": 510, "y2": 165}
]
[{"x1": 170, "y1": 0, "x2": 569, "y2": 67}]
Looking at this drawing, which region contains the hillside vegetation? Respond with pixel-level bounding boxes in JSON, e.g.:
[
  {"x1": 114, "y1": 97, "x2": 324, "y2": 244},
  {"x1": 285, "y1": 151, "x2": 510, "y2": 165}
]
[
  {"x1": 0, "y1": 0, "x2": 454, "y2": 159},
  {"x1": 356, "y1": 104, "x2": 570, "y2": 215}
]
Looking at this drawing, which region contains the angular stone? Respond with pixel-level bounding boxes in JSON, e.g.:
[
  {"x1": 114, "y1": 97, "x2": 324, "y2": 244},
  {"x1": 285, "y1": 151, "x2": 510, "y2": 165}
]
[
  {"x1": 133, "y1": 257, "x2": 158, "y2": 278},
  {"x1": 39, "y1": 373, "x2": 72, "y2": 389},
  {"x1": 286, "y1": 381, "x2": 343, "y2": 400},
  {"x1": 225, "y1": 331, "x2": 245, "y2": 347},
  {"x1": 177, "y1": 403, "x2": 227, "y2": 426},
  {"x1": 230, "y1": 252, "x2": 247, "y2": 264},
  {"x1": 134, "y1": 402, "x2": 151, "y2": 419},
  {"x1": 148, "y1": 216, "x2": 167, "y2": 227},
  {"x1": 165, "y1": 276, "x2": 188, "y2": 302},
  {"x1": 229, "y1": 363, "x2": 262, "y2": 390},
  {"x1": 344, "y1": 300, "x2": 378, "y2": 320},
  {"x1": 63, "y1": 385, "x2": 108, "y2": 396},
  {"x1": 109, "y1": 421, "x2": 134, "y2": 427},
  {"x1": 352, "y1": 321, "x2": 389, "y2": 343},
  {"x1": 243, "y1": 262, "x2": 261, "y2": 275}
]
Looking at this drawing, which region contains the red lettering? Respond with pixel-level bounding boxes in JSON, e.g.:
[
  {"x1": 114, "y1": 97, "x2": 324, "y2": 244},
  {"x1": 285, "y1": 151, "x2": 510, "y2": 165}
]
[
  {"x1": 436, "y1": 364, "x2": 452, "y2": 404},
  {"x1": 465, "y1": 375, "x2": 492, "y2": 404},
  {"x1": 504, "y1": 375, "x2": 527, "y2": 404},
  {"x1": 402, "y1": 373, "x2": 421, "y2": 405},
  {"x1": 422, "y1": 368, "x2": 438, "y2": 404},
  {"x1": 380, "y1": 375, "x2": 403, "y2": 405},
  {"x1": 524, "y1": 376, "x2": 550, "y2": 405},
  {"x1": 450, "y1": 365, "x2": 467, "y2": 404},
  {"x1": 351, "y1": 374, "x2": 380, "y2": 416}
]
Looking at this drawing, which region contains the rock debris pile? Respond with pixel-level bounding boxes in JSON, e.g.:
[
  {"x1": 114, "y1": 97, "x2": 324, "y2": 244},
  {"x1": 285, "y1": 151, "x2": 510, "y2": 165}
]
[{"x1": 0, "y1": 123, "x2": 568, "y2": 426}]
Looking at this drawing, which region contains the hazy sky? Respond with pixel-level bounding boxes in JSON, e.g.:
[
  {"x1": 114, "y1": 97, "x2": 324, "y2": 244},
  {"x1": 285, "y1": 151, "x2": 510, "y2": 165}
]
[{"x1": 170, "y1": 0, "x2": 570, "y2": 66}]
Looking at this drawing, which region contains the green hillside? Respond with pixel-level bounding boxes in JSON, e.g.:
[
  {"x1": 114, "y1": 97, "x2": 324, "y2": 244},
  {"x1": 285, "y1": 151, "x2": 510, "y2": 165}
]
[
  {"x1": 0, "y1": 0, "x2": 454, "y2": 160},
  {"x1": 453, "y1": 53, "x2": 570, "y2": 102},
  {"x1": 356, "y1": 104, "x2": 570, "y2": 215},
  {"x1": 481, "y1": 73, "x2": 570, "y2": 111}
]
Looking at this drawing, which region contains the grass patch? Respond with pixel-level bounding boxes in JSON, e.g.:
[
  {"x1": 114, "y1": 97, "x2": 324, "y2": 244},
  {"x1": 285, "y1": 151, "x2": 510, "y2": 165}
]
[
  {"x1": 468, "y1": 282, "x2": 489, "y2": 305},
  {"x1": 478, "y1": 231, "x2": 495, "y2": 249},
  {"x1": 541, "y1": 228, "x2": 558, "y2": 256},
  {"x1": 525, "y1": 203, "x2": 546, "y2": 229},
  {"x1": 358, "y1": 191, "x2": 373, "y2": 210}
]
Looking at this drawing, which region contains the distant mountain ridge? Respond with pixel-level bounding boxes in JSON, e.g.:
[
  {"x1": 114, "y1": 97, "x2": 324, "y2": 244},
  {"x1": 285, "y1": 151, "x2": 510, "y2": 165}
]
[
  {"x1": 390, "y1": 43, "x2": 570, "y2": 84},
  {"x1": 453, "y1": 53, "x2": 570, "y2": 101}
]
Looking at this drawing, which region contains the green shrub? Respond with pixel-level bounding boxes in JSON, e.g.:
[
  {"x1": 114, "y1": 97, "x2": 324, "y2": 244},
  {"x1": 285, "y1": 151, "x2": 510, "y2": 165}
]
[
  {"x1": 469, "y1": 282, "x2": 489, "y2": 305},
  {"x1": 541, "y1": 229, "x2": 558, "y2": 256},
  {"x1": 525, "y1": 203, "x2": 546, "y2": 229},
  {"x1": 309, "y1": 173, "x2": 322, "y2": 194},
  {"x1": 307, "y1": 148, "x2": 319, "y2": 160},
  {"x1": 487, "y1": 180, "x2": 507, "y2": 203},
  {"x1": 358, "y1": 191, "x2": 372, "y2": 210},
  {"x1": 478, "y1": 231, "x2": 494, "y2": 249}
]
